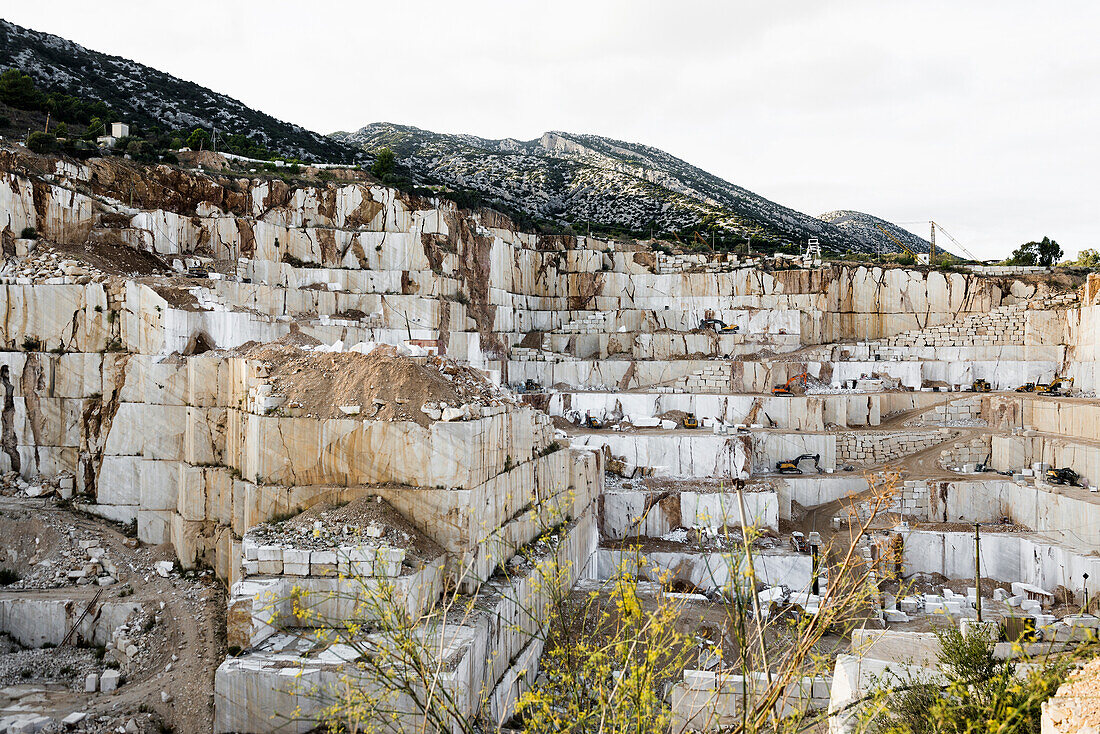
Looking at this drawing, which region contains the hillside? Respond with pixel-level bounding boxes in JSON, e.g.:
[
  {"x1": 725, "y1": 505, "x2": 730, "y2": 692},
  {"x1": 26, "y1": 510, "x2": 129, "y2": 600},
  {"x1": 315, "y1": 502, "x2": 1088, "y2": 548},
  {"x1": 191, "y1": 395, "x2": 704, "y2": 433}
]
[
  {"x1": 0, "y1": 18, "x2": 363, "y2": 164},
  {"x1": 820, "y1": 210, "x2": 932, "y2": 255},
  {"x1": 335, "y1": 122, "x2": 876, "y2": 250}
]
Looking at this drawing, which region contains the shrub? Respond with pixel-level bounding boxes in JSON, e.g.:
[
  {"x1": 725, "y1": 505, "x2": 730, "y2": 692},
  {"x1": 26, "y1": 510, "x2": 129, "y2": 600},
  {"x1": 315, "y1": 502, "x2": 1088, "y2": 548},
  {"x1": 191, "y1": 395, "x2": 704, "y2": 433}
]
[
  {"x1": 19, "y1": 227, "x2": 37, "y2": 240},
  {"x1": 26, "y1": 131, "x2": 57, "y2": 154},
  {"x1": 0, "y1": 568, "x2": 20, "y2": 585},
  {"x1": 0, "y1": 114, "x2": 11, "y2": 128}
]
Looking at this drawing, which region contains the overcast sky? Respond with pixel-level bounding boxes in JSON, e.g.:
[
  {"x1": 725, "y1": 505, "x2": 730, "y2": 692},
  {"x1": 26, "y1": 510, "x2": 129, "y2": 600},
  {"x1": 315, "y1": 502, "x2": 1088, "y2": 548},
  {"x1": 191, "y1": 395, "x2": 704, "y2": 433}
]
[{"x1": 6, "y1": 1, "x2": 1098, "y2": 259}]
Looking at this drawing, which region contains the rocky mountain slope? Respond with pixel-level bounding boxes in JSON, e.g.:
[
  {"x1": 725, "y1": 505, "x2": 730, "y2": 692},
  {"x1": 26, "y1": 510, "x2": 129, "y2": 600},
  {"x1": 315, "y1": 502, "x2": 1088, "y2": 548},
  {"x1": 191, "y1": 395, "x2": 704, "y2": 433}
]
[
  {"x1": 0, "y1": 18, "x2": 362, "y2": 164},
  {"x1": 819, "y1": 210, "x2": 932, "y2": 255},
  {"x1": 335, "y1": 122, "x2": 915, "y2": 253}
]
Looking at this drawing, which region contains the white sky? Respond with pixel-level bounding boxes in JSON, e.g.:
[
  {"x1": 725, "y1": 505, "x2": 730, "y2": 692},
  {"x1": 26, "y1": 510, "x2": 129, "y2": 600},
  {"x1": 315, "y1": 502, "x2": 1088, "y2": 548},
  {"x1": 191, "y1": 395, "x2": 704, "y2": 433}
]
[{"x1": 6, "y1": 1, "x2": 1099, "y2": 259}]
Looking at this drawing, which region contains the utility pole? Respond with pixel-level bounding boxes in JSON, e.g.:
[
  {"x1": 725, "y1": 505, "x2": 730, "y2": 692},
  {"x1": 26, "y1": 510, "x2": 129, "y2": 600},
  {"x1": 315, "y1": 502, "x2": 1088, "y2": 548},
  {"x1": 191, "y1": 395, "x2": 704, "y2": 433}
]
[
  {"x1": 736, "y1": 481, "x2": 772, "y2": 686},
  {"x1": 974, "y1": 522, "x2": 983, "y2": 622},
  {"x1": 930, "y1": 221, "x2": 937, "y2": 263},
  {"x1": 1085, "y1": 573, "x2": 1091, "y2": 615},
  {"x1": 811, "y1": 543, "x2": 820, "y2": 595}
]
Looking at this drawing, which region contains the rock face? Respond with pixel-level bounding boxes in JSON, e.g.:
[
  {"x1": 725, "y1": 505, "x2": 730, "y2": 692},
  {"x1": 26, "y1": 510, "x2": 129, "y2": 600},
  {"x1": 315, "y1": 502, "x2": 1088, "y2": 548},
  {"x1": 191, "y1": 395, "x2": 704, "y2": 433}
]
[
  {"x1": 337, "y1": 122, "x2": 877, "y2": 250},
  {"x1": 4, "y1": 143, "x2": 1100, "y2": 732}
]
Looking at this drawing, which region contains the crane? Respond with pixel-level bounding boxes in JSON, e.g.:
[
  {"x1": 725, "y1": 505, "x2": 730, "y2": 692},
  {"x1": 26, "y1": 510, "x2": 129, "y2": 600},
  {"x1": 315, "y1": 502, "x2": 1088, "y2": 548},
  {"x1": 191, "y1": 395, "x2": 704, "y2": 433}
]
[
  {"x1": 873, "y1": 224, "x2": 921, "y2": 261},
  {"x1": 895, "y1": 221, "x2": 980, "y2": 262}
]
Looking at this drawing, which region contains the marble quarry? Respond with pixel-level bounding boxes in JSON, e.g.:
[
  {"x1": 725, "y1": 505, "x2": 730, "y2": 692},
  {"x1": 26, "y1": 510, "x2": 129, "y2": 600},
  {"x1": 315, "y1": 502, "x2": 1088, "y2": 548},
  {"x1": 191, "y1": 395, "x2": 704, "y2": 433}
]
[{"x1": 3, "y1": 143, "x2": 1100, "y2": 731}]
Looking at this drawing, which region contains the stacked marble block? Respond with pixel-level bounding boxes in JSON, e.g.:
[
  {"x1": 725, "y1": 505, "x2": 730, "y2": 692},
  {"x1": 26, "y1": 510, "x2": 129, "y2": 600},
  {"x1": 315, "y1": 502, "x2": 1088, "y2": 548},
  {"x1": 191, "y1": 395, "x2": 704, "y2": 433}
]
[
  {"x1": 671, "y1": 669, "x2": 832, "y2": 730},
  {"x1": 885, "y1": 304, "x2": 1028, "y2": 348},
  {"x1": 836, "y1": 429, "x2": 952, "y2": 466}
]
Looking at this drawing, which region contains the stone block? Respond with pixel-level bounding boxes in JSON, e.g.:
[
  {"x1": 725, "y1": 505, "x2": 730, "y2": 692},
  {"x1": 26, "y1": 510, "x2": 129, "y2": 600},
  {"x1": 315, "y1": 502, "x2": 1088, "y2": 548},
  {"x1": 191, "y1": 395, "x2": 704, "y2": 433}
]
[{"x1": 100, "y1": 668, "x2": 121, "y2": 692}]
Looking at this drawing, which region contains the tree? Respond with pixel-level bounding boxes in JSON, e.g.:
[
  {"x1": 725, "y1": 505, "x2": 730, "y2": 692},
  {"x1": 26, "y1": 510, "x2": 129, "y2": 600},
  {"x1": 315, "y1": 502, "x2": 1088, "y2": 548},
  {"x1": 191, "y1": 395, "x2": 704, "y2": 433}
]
[
  {"x1": 25, "y1": 131, "x2": 57, "y2": 155},
  {"x1": 53, "y1": 122, "x2": 68, "y2": 139},
  {"x1": 1009, "y1": 237, "x2": 1062, "y2": 267},
  {"x1": 186, "y1": 128, "x2": 210, "y2": 151},
  {"x1": 1071, "y1": 248, "x2": 1100, "y2": 267},
  {"x1": 371, "y1": 147, "x2": 396, "y2": 179},
  {"x1": 0, "y1": 69, "x2": 42, "y2": 109},
  {"x1": 83, "y1": 117, "x2": 105, "y2": 140}
]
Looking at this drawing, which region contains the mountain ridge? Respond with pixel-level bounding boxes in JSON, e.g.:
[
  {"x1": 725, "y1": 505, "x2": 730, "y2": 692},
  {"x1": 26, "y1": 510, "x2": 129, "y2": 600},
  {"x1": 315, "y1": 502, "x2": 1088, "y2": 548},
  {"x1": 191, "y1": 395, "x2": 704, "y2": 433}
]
[
  {"x1": 335, "y1": 122, "x2": 925, "y2": 253},
  {"x1": 0, "y1": 18, "x2": 363, "y2": 163}
]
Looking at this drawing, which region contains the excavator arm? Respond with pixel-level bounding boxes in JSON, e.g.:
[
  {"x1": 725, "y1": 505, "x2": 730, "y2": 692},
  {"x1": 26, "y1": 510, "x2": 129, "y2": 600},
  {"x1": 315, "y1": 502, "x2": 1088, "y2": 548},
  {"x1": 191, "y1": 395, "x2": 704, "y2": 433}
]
[{"x1": 772, "y1": 372, "x2": 810, "y2": 396}]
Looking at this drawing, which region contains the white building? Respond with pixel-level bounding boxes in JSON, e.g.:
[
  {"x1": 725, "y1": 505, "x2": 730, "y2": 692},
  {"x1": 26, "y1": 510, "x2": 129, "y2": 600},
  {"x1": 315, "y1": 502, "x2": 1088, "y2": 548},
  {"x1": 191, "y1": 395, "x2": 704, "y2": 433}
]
[{"x1": 97, "y1": 121, "x2": 131, "y2": 148}]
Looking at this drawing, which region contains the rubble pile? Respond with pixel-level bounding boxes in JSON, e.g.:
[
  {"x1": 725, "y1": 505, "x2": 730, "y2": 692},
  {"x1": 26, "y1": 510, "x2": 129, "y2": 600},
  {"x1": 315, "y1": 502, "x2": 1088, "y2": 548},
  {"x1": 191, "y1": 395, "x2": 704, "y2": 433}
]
[
  {"x1": 0, "y1": 242, "x2": 108, "y2": 285},
  {"x1": 242, "y1": 496, "x2": 442, "y2": 573}
]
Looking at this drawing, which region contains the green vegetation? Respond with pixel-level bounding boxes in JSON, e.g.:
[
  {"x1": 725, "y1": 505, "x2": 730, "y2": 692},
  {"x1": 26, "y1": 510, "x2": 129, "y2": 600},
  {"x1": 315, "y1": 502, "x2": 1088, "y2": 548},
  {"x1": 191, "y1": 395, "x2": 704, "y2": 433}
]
[
  {"x1": 1009, "y1": 236, "x2": 1063, "y2": 267},
  {"x1": 0, "y1": 568, "x2": 19, "y2": 585},
  {"x1": 865, "y1": 623, "x2": 1087, "y2": 734},
  {"x1": 1067, "y1": 248, "x2": 1100, "y2": 267},
  {"x1": 24, "y1": 130, "x2": 56, "y2": 154},
  {"x1": 0, "y1": 68, "x2": 113, "y2": 125}
]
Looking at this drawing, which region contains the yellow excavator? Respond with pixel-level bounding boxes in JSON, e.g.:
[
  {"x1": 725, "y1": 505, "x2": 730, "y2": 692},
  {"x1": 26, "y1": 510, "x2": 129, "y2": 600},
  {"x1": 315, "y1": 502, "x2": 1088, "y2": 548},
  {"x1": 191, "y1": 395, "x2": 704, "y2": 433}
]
[
  {"x1": 776, "y1": 454, "x2": 822, "y2": 475},
  {"x1": 1039, "y1": 377, "x2": 1073, "y2": 397},
  {"x1": 772, "y1": 372, "x2": 809, "y2": 397},
  {"x1": 968, "y1": 379, "x2": 992, "y2": 393},
  {"x1": 699, "y1": 318, "x2": 739, "y2": 334},
  {"x1": 1015, "y1": 382, "x2": 1039, "y2": 393},
  {"x1": 683, "y1": 413, "x2": 699, "y2": 429}
]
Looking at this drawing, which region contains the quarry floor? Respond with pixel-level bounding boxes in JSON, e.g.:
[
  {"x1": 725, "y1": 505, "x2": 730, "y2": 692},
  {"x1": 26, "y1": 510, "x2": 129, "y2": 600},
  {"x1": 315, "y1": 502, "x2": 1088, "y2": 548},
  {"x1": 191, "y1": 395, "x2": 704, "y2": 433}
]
[{"x1": 0, "y1": 497, "x2": 225, "y2": 734}]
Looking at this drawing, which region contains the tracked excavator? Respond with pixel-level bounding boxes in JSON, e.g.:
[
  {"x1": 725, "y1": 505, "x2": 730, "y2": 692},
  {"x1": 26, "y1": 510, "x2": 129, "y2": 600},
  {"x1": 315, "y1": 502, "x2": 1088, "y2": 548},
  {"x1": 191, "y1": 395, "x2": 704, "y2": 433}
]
[
  {"x1": 699, "y1": 319, "x2": 739, "y2": 333},
  {"x1": 1046, "y1": 467, "x2": 1080, "y2": 486},
  {"x1": 772, "y1": 372, "x2": 809, "y2": 396},
  {"x1": 775, "y1": 454, "x2": 822, "y2": 474},
  {"x1": 1039, "y1": 377, "x2": 1073, "y2": 397}
]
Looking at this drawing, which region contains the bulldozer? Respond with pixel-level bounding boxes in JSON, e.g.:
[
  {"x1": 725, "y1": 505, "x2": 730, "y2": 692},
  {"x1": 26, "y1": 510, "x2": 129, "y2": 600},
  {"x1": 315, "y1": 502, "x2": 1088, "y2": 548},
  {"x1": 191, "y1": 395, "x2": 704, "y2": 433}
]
[
  {"x1": 775, "y1": 454, "x2": 821, "y2": 475},
  {"x1": 1015, "y1": 382, "x2": 1038, "y2": 393},
  {"x1": 682, "y1": 413, "x2": 699, "y2": 429},
  {"x1": 1039, "y1": 377, "x2": 1073, "y2": 397},
  {"x1": 772, "y1": 372, "x2": 810, "y2": 397},
  {"x1": 1046, "y1": 467, "x2": 1080, "y2": 486},
  {"x1": 699, "y1": 318, "x2": 739, "y2": 334},
  {"x1": 968, "y1": 379, "x2": 992, "y2": 393}
]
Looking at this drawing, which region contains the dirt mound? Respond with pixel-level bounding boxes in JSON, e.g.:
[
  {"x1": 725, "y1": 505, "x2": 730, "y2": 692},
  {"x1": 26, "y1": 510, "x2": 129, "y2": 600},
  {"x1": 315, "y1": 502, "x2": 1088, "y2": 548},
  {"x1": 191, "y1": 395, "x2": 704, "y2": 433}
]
[{"x1": 240, "y1": 343, "x2": 507, "y2": 426}]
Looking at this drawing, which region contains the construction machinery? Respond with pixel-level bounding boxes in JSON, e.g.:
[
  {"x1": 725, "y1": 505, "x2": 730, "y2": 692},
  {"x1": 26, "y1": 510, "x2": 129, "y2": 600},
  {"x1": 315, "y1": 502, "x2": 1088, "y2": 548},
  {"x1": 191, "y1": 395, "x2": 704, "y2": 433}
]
[
  {"x1": 1046, "y1": 467, "x2": 1080, "y2": 486},
  {"x1": 968, "y1": 379, "x2": 992, "y2": 393},
  {"x1": 1039, "y1": 377, "x2": 1074, "y2": 397},
  {"x1": 873, "y1": 224, "x2": 922, "y2": 261},
  {"x1": 790, "y1": 531, "x2": 810, "y2": 553},
  {"x1": 1015, "y1": 382, "x2": 1038, "y2": 393},
  {"x1": 772, "y1": 372, "x2": 810, "y2": 396},
  {"x1": 699, "y1": 318, "x2": 739, "y2": 333},
  {"x1": 584, "y1": 413, "x2": 603, "y2": 429},
  {"x1": 682, "y1": 413, "x2": 699, "y2": 429},
  {"x1": 775, "y1": 454, "x2": 821, "y2": 475}
]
